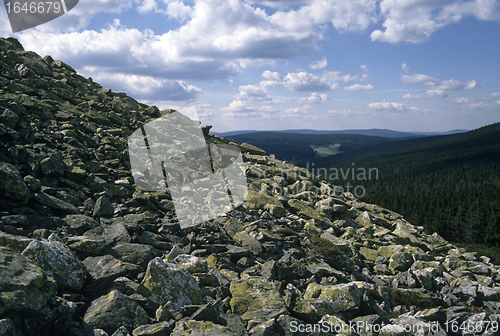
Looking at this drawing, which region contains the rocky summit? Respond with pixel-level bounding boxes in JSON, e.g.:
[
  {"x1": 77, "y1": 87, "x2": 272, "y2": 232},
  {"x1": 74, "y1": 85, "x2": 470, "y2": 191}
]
[{"x1": 0, "y1": 37, "x2": 500, "y2": 336}]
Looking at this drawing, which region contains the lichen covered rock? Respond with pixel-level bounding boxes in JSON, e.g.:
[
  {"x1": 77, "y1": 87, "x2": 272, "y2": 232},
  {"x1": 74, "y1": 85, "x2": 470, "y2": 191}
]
[
  {"x1": 21, "y1": 233, "x2": 87, "y2": 291},
  {"x1": 83, "y1": 290, "x2": 150, "y2": 335},
  {"x1": 303, "y1": 282, "x2": 362, "y2": 315},
  {"x1": 141, "y1": 257, "x2": 203, "y2": 310}
]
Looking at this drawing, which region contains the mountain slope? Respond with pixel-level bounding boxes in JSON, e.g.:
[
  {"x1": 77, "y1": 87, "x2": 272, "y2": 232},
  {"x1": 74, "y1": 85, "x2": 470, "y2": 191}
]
[{"x1": 1, "y1": 37, "x2": 500, "y2": 336}]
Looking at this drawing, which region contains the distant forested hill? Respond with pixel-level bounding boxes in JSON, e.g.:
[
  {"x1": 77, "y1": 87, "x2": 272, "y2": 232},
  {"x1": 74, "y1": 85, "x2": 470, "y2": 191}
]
[
  {"x1": 228, "y1": 132, "x2": 394, "y2": 164},
  {"x1": 315, "y1": 123, "x2": 500, "y2": 251}
]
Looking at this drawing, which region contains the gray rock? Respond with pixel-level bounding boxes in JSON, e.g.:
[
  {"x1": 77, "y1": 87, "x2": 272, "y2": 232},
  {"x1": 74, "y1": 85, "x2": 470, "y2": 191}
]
[
  {"x1": 40, "y1": 152, "x2": 67, "y2": 176},
  {"x1": 111, "y1": 243, "x2": 159, "y2": 269},
  {"x1": 171, "y1": 320, "x2": 238, "y2": 335},
  {"x1": 83, "y1": 255, "x2": 141, "y2": 292},
  {"x1": 93, "y1": 196, "x2": 114, "y2": 217},
  {"x1": 303, "y1": 282, "x2": 362, "y2": 315},
  {"x1": 84, "y1": 222, "x2": 131, "y2": 248},
  {"x1": 0, "y1": 162, "x2": 30, "y2": 202},
  {"x1": 67, "y1": 235, "x2": 107, "y2": 256},
  {"x1": 21, "y1": 234, "x2": 87, "y2": 291},
  {"x1": 230, "y1": 277, "x2": 287, "y2": 323},
  {"x1": 0, "y1": 246, "x2": 56, "y2": 313},
  {"x1": 132, "y1": 322, "x2": 174, "y2": 336},
  {"x1": 34, "y1": 191, "x2": 80, "y2": 214},
  {"x1": 83, "y1": 290, "x2": 150, "y2": 335},
  {"x1": 378, "y1": 324, "x2": 411, "y2": 336},
  {"x1": 0, "y1": 109, "x2": 19, "y2": 128},
  {"x1": 141, "y1": 257, "x2": 203, "y2": 310},
  {"x1": 137, "y1": 231, "x2": 172, "y2": 250},
  {"x1": 0, "y1": 231, "x2": 33, "y2": 252},
  {"x1": 111, "y1": 326, "x2": 131, "y2": 336},
  {"x1": 0, "y1": 318, "x2": 20, "y2": 336},
  {"x1": 64, "y1": 214, "x2": 100, "y2": 234},
  {"x1": 172, "y1": 254, "x2": 208, "y2": 273}
]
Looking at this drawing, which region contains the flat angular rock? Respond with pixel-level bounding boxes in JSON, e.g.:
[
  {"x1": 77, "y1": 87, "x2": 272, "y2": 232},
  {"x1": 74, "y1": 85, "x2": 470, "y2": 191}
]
[
  {"x1": 379, "y1": 324, "x2": 412, "y2": 336},
  {"x1": 40, "y1": 152, "x2": 67, "y2": 176},
  {"x1": 34, "y1": 191, "x2": 80, "y2": 214},
  {"x1": 0, "y1": 231, "x2": 33, "y2": 252},
  {"x1": 171, "y1": 320, "x2": 238, "y2": 336},
  {"x1": 84, "y1": 222, "x2": 131, "y2": 248},
  {"x1": 137, "y1": 231, "x2": 172, "y2": 250},
  {"x1": 0, "y1": 162, "x2": 30, "y2": 203},
  {"x1": 83, "y1": 255, "x2": 141, "y2": 291},
  {"x1": 111, "y1": 243, "x2": 159, "y2": 269},
  {"x1": 67, "y1": 235, "x2": 107, "y2": 256},
  {"x1": 83, "y1": 290, "x2": 150, "y2": 335},
  {"x1": 288, "y1": 198, "x2": 332, "y2": 224},
  {"x1": 230, "y1": 277, "x2": 286, "y2": 323},
  {"x1": 0, "y1": 246, "x2": 56, "y2": 313},
  {"x1": 303, "y1": 282, "x2": 362, "y2": 315},
  {"x1": 172, "y1": 254, "x2": 208, "y2": 273},
  {"x1": 93, "y1": 196, "x2": 114, "y2": 217},
  {"x1": 141, "y1": 257, "x2": 203, "y2": 310},
  {"x1": 21, "y1": 234, "x2": 87, "y2": 291},
  {"x1": 132, "y1": 321, "x2": 174, "y2": 336},
  {"x1": 64, "y1": 215, "x2": 99, "y2": 234}
]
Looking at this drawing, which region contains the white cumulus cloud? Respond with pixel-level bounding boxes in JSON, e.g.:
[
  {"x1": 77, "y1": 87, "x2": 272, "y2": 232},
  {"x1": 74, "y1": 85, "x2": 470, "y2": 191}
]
[
  {"x1": 298, "y1": 92, "x2": 330, "y2": 104},
  {"x1": 371, "y1": 0, "x2": 500, "y2": 44},
  {"x1": 368, "y1": 100, "x2": 406, "y2": 111},
  {"x1": 401, "y1": 74, "x2": 438, "y2": 85},
  {"x1": 309, "y1": 57, "x2": 327, "y2": 69},
  {"x1": 237, "y1": 85, "x2": 273, "y2": 101},
  {"x1": 283, "y1": 72, "x2": 339, "y2": 92},
  {"x1": 344, "y1": 84, "x2": 374, "y2": 91}
]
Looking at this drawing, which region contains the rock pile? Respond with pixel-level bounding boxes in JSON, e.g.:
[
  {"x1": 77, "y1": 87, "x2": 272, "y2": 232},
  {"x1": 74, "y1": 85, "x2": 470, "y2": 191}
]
[{"x1": 1, "y1": 37, "x2": 500, "y2": 336}]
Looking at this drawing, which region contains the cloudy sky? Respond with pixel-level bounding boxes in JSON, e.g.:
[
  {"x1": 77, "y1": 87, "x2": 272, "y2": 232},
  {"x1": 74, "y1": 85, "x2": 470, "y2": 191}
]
[{"x1": 2, "y1": 0, "x2": 500, "y2": 132}]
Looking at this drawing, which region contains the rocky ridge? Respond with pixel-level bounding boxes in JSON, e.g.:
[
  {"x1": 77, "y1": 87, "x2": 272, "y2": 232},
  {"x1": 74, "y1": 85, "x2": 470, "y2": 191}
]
[{"x1": 1, "y1": 37, "x2": 500, "y2": 336}]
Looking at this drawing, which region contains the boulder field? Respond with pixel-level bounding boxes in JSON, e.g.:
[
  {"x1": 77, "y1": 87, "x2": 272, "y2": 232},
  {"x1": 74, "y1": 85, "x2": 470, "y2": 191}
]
[{"x1": 1, "y1": 37, "x2": 500, "y2": 335}]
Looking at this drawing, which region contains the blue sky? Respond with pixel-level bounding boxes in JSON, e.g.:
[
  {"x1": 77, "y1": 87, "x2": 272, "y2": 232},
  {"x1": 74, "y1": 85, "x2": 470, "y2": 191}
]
[{"x1": 1, "y1": 0, "x2": 500, "y2": 132}]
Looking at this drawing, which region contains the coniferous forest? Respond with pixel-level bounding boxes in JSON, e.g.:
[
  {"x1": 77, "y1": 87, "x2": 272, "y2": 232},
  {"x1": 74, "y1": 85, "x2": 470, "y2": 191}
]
[{"x1": 311, "y1": 123, "x2": 500, "y2": 261}]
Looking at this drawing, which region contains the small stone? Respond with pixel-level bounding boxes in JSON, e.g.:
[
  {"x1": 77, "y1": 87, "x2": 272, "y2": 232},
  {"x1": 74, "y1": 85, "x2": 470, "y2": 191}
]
[
  {"x1": 34, "y1": 192, "x2": 80, "y2": 214},
  {"x1": 0, "y1": 231, "x2": 33, "y2": 252},
  {"x1": 0, "y1": 162, "x2": 30, "y2": 203},
  {"x1": 23, "y1": 175, "x2": 42, "y2": 192},
  {"x1": 132, "y1": 321, "x2": 174, "y2": 336},
  {"x1": 93, "y1": 196, "x2": 114, "y2": 217},
  {"x1": 83, "y1": 255, "x2": 141, "y2": 291},
  {"x1": 111, "y1": 243, "x2": 159, "y2": 269},
  {"x1": 64, "y1": 214, "x2": 99, "y2": 234},
  {"x1": 379, "y1": 324, "x2": 411, "y2": 336},
  {"x1": 0, "y1": 109, "x2": 19, "y2": 129},
  {"x1": 67, "y1": 166, "x2": 89, "y2": 182},
  {"x1": 40, "y1": 152, "x2": 67, "y2": 177}
]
